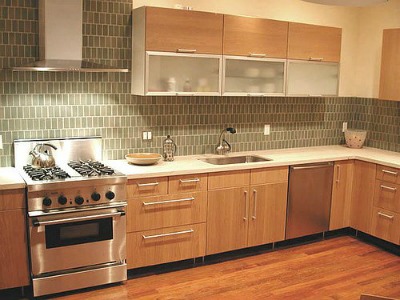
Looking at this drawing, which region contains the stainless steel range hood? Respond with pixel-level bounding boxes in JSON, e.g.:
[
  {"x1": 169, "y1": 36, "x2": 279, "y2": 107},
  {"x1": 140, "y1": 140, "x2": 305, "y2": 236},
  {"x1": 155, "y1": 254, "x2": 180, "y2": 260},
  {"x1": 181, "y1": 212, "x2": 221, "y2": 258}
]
[{"x1": 11, "y1": 0, "x2": 128, "y2": 72}]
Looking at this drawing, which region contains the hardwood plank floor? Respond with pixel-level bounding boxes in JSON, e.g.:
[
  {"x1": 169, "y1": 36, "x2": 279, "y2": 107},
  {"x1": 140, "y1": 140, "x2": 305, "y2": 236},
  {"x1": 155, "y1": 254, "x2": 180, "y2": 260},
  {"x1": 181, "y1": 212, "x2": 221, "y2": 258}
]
[{"x1": 51, "y1": 236, "x2": 400, "y2": 300}]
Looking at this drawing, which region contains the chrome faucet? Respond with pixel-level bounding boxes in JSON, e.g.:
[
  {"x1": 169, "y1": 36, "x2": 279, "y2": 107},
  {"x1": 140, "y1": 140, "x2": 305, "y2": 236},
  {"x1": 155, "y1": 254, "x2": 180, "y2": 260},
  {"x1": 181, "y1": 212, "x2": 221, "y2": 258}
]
[{"x1": 216, "y1": 127, "x2": 236, "y2": 155}]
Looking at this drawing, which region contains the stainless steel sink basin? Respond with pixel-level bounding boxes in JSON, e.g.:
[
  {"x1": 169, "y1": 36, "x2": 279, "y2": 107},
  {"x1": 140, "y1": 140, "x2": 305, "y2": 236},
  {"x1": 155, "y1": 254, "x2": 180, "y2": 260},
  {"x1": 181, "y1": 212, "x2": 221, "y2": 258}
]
[{"x1": 200, "y1": 155, "x2": 272, "y2": 165}]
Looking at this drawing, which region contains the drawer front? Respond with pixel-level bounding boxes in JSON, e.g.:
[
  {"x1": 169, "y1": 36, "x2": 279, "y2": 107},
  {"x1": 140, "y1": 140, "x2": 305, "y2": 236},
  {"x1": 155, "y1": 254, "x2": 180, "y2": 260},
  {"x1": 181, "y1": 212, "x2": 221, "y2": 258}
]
[
  {"x1": 168, "y1": 174, "x2": 208, "y2": 194},
  {"x1": 127, "y1": 177, "x2": 168, "y2": 198},
  {"x1": 374, "y1": 180, "x2": 400, "y2": 213},
  {"x1": 127, "y1": 191, "x2": 207, "y2": 232},
  {"x1": 127, "y1": 223, "x2": 206, "y2": 269},
  {"x1": 208, "y1": 170, "x2": 250, "y2": 190},
  {"x1": 376, "y1": 165, "x2": 400, "y2": 184},
  {"x1": 0, "y1": 189, "x2": 25, "y2": 211},
  {"x1": 250, "y1": 167, "x2": 289, "y2": 185},
  {"x1": 370, "y1": 207, "x2": 400, "y2": 245}
]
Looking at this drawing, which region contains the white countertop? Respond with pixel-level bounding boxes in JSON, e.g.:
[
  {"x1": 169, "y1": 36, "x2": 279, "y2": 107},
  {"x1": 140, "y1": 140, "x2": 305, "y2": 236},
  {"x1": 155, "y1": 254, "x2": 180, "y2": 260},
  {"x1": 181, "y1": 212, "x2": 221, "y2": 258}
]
[
  {"x1": 106, "y1": 145, "x2": 400, "y2": 179},
  {"x1": 0, "y1": 167, "x2": 26, "y2": 190}
]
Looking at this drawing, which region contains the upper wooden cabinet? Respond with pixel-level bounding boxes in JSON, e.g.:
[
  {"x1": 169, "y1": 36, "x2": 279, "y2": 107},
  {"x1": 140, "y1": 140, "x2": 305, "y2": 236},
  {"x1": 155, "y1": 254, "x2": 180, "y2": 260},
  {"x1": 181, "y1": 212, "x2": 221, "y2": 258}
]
[
  {"x1": 287, "y1": 23, "x2": 342, "y2": 62},
  {"x1": 144, "y1": 7, "x2": 223, "y2": 54},
  {"x1": 223, "y1": 15, "x2": 288, "y2": 58},
  {"x1": 379, "y1": 28, "x2": 400, "y2": 101}
]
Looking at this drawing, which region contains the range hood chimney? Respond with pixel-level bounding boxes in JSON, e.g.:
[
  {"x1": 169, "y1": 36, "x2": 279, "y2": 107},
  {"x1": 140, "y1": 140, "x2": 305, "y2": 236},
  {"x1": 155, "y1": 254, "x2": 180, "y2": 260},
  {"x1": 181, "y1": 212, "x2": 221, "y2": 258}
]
[{"x1": 11, "y1": 0, "x2": 128, "y2": 72}]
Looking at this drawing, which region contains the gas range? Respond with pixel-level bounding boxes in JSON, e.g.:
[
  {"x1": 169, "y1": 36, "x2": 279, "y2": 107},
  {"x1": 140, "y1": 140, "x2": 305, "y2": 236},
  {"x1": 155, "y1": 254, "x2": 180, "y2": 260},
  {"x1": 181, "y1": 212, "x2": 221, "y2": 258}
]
[{"x1": 13, "y1": 137, "x2": 127, "y2": 297}]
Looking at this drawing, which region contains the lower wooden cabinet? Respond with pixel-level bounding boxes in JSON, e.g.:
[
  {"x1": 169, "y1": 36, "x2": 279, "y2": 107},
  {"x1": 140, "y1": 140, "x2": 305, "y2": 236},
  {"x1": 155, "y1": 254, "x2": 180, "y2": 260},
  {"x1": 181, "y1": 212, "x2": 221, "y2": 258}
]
[
  {"x1": 126, "y1": 223, "x2": 206, "y2": 268},
  {"x1": 329, "y1": 160, "x2": 354, "y2": 230},
  {"x1": 0, "y1": 189, "x2": 30, "y2": 290},
  {"x1": 350, "y1": 161, "x2": 376, "y2": 234},
  {"x1": 370, "y1": 207, "x2": 400, "y2": 245}
]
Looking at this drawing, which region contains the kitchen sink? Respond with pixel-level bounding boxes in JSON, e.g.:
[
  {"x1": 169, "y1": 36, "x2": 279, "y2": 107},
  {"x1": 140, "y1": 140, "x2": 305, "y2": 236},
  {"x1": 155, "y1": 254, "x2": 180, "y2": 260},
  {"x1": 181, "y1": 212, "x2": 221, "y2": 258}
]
[{"x1": 200, "y1": 155, "x2": 273, "y2": 165}]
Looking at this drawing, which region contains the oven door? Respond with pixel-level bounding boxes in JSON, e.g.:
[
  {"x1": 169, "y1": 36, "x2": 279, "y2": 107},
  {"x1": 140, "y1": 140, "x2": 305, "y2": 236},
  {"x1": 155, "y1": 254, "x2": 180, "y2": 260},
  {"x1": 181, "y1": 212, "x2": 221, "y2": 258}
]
[{"x1": 29, "y1": 205, "x2": 126, "y2": 276}]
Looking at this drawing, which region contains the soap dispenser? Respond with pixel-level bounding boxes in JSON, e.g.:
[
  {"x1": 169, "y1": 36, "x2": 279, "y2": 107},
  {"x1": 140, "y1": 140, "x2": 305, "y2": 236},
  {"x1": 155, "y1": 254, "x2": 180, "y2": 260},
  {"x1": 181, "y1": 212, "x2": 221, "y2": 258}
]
[{"x1": 163, "y1": 135, "x2": 177, "y2": 161}]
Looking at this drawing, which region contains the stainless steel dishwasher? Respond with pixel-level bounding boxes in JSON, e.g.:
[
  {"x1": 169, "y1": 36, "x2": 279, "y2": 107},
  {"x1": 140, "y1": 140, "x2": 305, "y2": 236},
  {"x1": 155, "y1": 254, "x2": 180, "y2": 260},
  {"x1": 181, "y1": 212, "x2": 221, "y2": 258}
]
[{"x1": 286, "y1": 162, "x2": 334, "y2": 239}]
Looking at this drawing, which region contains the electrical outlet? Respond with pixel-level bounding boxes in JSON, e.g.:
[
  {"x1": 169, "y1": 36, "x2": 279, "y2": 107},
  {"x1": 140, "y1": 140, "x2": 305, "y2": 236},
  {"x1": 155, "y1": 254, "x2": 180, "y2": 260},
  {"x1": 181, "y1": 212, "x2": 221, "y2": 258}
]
[
  {"x1": 342, "y1": 122, "x2": 348, "y2": 133},
  {"x1": 0, "y1": 135, "x2": 3, "y2": 150},
  {"x1": 147, "y1": 131, "x2": 152, "y2": 140},
  {"x1": 264, "y1": 124, "x2": 270, "y2": 136},
  {"x1": 142, "y1": 131, "x2": 148, "y2": 140},
  {"x1": 142, "y1": 131, "x2": 152, "y2": 141}
]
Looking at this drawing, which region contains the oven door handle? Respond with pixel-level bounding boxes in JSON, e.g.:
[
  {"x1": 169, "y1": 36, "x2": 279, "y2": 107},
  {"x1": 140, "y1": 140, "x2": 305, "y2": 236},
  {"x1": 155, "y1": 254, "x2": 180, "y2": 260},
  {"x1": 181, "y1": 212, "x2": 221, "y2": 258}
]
[{"x1": 32, "y1": 210, "x2": 125, "y2": 227}]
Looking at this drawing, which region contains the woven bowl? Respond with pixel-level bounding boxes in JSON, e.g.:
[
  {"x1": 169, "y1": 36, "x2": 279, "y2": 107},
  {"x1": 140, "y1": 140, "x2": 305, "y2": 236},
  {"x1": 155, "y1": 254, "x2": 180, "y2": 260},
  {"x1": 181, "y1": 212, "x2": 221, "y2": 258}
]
[{"x1": 344, "y1": 129, "x2": 367, "y2": 149}]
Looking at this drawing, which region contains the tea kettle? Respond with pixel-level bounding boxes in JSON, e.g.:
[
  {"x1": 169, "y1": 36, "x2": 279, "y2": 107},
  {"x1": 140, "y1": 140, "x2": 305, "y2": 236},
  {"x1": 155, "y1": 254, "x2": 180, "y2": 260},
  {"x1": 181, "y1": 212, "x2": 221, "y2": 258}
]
[{"x1": 29, "y1": 143, "x2": 58, "y2": 168}]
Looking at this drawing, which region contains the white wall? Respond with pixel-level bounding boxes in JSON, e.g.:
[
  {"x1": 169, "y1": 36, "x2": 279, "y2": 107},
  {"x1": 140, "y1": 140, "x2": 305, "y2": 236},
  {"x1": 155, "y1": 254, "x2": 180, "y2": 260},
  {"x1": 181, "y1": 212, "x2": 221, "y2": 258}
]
[{"x1": 133, "y1": 0, "x2": 397, "y2": 98}]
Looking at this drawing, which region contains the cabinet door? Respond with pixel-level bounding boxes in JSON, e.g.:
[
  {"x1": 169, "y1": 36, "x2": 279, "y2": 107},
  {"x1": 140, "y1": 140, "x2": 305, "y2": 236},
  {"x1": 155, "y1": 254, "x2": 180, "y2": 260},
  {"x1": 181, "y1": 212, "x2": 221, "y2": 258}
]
[
  {"x1": 146, "y1": 52, "x2": 222, "y2": 96},
  {"x1": 0, "y1": 209, "x2": 30, "y2": 289},
  {"x1": 286, "y1": 60, "x2": 339, "y2": 96},
  {"x1": 145, "y1": 7, "x2": 223, "y2": 54},
  {"x1": 379, "y1": 28, "x2": 400, "y2": 101},
  {"x1": 223, "y1": 57, "x2": 286, "y2": 96},
  {"x1": 330, "y1": 160, "x2": 354, "y2": 230},
  {"x1": 248, "y1": 182, "x2": 288, "y2": 247},
  {"x1": 370, "y1": 207, "x2": 400, "y2": 245},
  {"x1": 288, "y1": 23, "x2": 342, "y2": 62},
  {"x1": 223, "y1": 15, "x2": 288, "y2": 58},
  {"x1": 350, "y1": 161, "x2": 376, "y2": 234},
  {"x1": 206, "y1": 187, "x2": 249, "y2": 255}
]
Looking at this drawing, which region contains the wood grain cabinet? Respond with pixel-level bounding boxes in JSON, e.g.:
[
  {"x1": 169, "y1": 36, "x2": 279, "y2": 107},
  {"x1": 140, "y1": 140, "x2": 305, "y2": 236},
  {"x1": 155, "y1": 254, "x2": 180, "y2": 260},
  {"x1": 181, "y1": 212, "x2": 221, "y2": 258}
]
[
  {"x1": 350, "y1": 161, "x2": 376, "y2": 234},
  {"x1": 370, "y1": 165, "x2": 400, "y2": 245},
  {"x1": 329, "y1": 160, "x2": 354, "y2": 230},
  {"x1": 286, "y1": 22, "x2": 341, "y2": 96},
  {"x1": 379, "y1": 28, "x2": 400, "y2": 101},
  {"x1": 132, "y1": 6, "x2": 223, "y2": 96},
  {"x1": 0, "y1": 189, "x2": 30, "y2": 290},
  {"x1": 126, "y1": 174, "x2": 207, "y2": 269},
  {"x1": 207, "y1": 167, "x2": 288, "y2": 255}
]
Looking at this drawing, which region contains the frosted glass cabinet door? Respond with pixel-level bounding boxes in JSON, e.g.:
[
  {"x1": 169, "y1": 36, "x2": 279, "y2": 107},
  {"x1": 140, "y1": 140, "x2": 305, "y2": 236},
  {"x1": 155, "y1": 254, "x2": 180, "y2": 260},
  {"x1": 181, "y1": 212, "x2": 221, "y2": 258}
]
[
  {"x1": 223, "y1": 57, "x2": 286, "y2": 96},
  {"x1": 286, "y1": 61, "x2": 339, "y2": 96},
  {"x1": 146, "y1": 52, "x2": 222, "y2": 96}
]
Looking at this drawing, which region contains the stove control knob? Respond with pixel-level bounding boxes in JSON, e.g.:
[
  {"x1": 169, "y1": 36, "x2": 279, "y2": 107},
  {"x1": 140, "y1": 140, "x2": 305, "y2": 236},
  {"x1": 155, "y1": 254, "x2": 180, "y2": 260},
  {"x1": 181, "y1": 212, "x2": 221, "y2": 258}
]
[
  {"x1": 91, "y1": 192, "x2": 101, "y2": 201},
  {"x1": 105, "y1": 191, "x2": 115, "y2": 201},
  {"x1": 75, "y1": 196, "x2": 84, "y2": 205},
  {"x1": 58, "y1": 195, "x2": 68, "y2": 205},
  {"x1": 43, "y1": 197, "x2": 52, "y2": 207}
]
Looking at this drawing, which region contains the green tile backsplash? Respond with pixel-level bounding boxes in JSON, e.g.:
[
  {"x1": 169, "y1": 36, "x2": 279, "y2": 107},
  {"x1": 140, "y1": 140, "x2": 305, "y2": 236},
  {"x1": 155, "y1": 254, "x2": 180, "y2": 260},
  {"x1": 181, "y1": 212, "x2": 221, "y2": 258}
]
[{"x1": 0, "y1": 0, "x2": 399, "y2": 167}]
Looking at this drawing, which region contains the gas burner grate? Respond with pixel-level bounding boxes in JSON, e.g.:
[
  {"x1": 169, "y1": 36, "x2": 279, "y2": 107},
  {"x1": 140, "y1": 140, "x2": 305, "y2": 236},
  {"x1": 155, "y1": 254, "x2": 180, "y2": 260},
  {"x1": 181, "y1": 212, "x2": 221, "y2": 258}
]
[
  {"x1": 68, "y1": 160, "x2": 115, "y2": 177},
  {"x1": 23, "y1": 165, "x2": 71, "y2": 181}
]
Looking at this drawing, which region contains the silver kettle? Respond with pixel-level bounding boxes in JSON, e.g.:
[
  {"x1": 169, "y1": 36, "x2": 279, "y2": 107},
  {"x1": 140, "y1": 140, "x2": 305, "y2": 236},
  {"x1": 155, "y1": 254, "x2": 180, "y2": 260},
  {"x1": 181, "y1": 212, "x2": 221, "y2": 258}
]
[{"x1": 29, "y1": 143, "x2": 57, "y2": 168}]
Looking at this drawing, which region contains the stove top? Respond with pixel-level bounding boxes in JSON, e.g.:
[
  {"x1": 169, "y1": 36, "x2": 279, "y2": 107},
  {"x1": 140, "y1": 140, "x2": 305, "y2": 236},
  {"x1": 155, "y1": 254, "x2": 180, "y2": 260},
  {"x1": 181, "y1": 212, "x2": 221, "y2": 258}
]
[
  {"x1": 68, "y1": 160, "x2": 115, "y2": 176},
  {"x1": 23, "y1": 165, "x2": 71, "y2": 181}
]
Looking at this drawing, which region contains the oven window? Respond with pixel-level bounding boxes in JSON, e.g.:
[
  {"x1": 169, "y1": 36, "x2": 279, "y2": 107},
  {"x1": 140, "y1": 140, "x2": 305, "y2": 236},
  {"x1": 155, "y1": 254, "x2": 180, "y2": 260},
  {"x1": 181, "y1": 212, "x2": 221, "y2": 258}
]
[{"x1": 45, "y1": 218, "x2": 113, "y2": 249}]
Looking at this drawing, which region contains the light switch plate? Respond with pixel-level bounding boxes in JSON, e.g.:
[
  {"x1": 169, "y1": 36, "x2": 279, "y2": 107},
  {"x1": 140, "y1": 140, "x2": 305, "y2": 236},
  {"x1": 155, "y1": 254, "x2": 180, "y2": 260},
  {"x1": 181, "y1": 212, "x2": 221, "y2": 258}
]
[
  {"x1": 264, "y1": 124, "x2": 270, "y2": 135},
  {"x1": 0, "y1": 135, "x2": 3, "y2": 150},
  {"x1": 342, "y1": 122, "x2": 348, "y2": 133}
]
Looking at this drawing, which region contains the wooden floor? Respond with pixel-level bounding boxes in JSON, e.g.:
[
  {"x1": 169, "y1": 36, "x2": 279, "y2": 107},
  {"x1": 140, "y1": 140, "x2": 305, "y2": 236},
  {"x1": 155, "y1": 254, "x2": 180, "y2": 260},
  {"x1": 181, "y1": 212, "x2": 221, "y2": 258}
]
[{"x1": 49, "y1": 236, "x2": 400, "y2": 300}]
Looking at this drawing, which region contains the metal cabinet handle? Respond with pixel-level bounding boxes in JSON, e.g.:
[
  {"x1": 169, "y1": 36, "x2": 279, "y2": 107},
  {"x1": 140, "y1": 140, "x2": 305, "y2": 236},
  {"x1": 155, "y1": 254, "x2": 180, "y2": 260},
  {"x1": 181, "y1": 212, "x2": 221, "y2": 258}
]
[
  {"x1": 176, "y1": 92, "x2": 196, "y2": 96},
  {"x1": 176, "y1": 49, "x2": 197, "y2": 53},
  {"x1": 179, "y1": 178, "x2": 200, "y2": 184},
  {"x1": 137, "y1": 182, "x2": 159, "y2": 187},
  {"x1": 252, "y1": 189, "x2": 257, "y2": 220},
  {"x1": 378, "y1": 212, "x2": 394, "y2": 220},
  {"x1": 309, "y1": 94, "x2": 323, "y2": 97},
  {"x1": 142, "y1": 197, "x2": 195, "y2": 206},
  {"x1": 380, "y1": 185, "x2": 397, "y2": 192},
  {"x1": 142, "y1": 229, "x2": 194, "y2": 239},
  {"x1": 243, "y1": 190, "x2": 248, "y2": 221},
  {"x1": 336, "y1": 165, "x2": 341, "y2": 184},
  {"x1": 309, "y1": 57, "x2": 323, "y2": 61},
  {"x1": 382, "y1": 169, "x2": 398, "y2": 176},
  {"x1": 248, "y1": 53, "x2": 267, "y2": 58},
  {"x1": 32, "y1": 211, "x2": 125, "y2": 227},
  {"x1": 247, "y1": 93, "x2": 267, "y2": 97}
]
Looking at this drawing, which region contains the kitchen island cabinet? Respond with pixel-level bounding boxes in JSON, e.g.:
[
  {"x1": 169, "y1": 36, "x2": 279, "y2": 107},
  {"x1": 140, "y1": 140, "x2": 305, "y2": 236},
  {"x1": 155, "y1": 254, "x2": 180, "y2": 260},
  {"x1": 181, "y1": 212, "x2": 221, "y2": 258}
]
[{"x1": 0, "y1": 189, "x2": 30, "y2": 290}]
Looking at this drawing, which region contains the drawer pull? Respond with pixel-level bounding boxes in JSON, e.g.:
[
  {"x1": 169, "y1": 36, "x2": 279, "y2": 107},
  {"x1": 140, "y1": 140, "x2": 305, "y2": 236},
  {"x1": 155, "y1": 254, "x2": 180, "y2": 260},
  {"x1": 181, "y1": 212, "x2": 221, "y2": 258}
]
[
  {"x1": 142, "y1": 229, "x2": 194, "y2": 239},
  {"x1": 382, "y1": 169, "x2": 398, "y2": 176},
  {"x1": 380, "y1": 185, "x2": 397, "y2": 192},
  {"x1": 309, "y1": 57, "x2": 323, "y2": 61},
  {"x1": 177, "y1": 49, "x2": 197, "y2": 53},
  {"x1": 137, "y1": 182, "x2": 159, "y2": 188},
  {"x1": 378, "y1": 212, "x2": 394, "y2": 220},
  {"x1": 248, "y1": 53, "x2": 267, "y2": 58},
  {"x1": 142, "y1": 197, "x2": 195, "y2": 206},
  {"x1": 179, "y1": 178, "x2": 200, "y2": 184}
]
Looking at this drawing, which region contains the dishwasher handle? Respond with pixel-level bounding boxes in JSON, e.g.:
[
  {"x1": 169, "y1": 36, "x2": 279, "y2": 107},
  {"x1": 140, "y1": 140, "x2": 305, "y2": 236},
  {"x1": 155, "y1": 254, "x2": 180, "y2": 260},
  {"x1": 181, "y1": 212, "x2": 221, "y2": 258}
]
[{"x1": 290, "y1": 162, "x2": 333, "y2": 170}]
